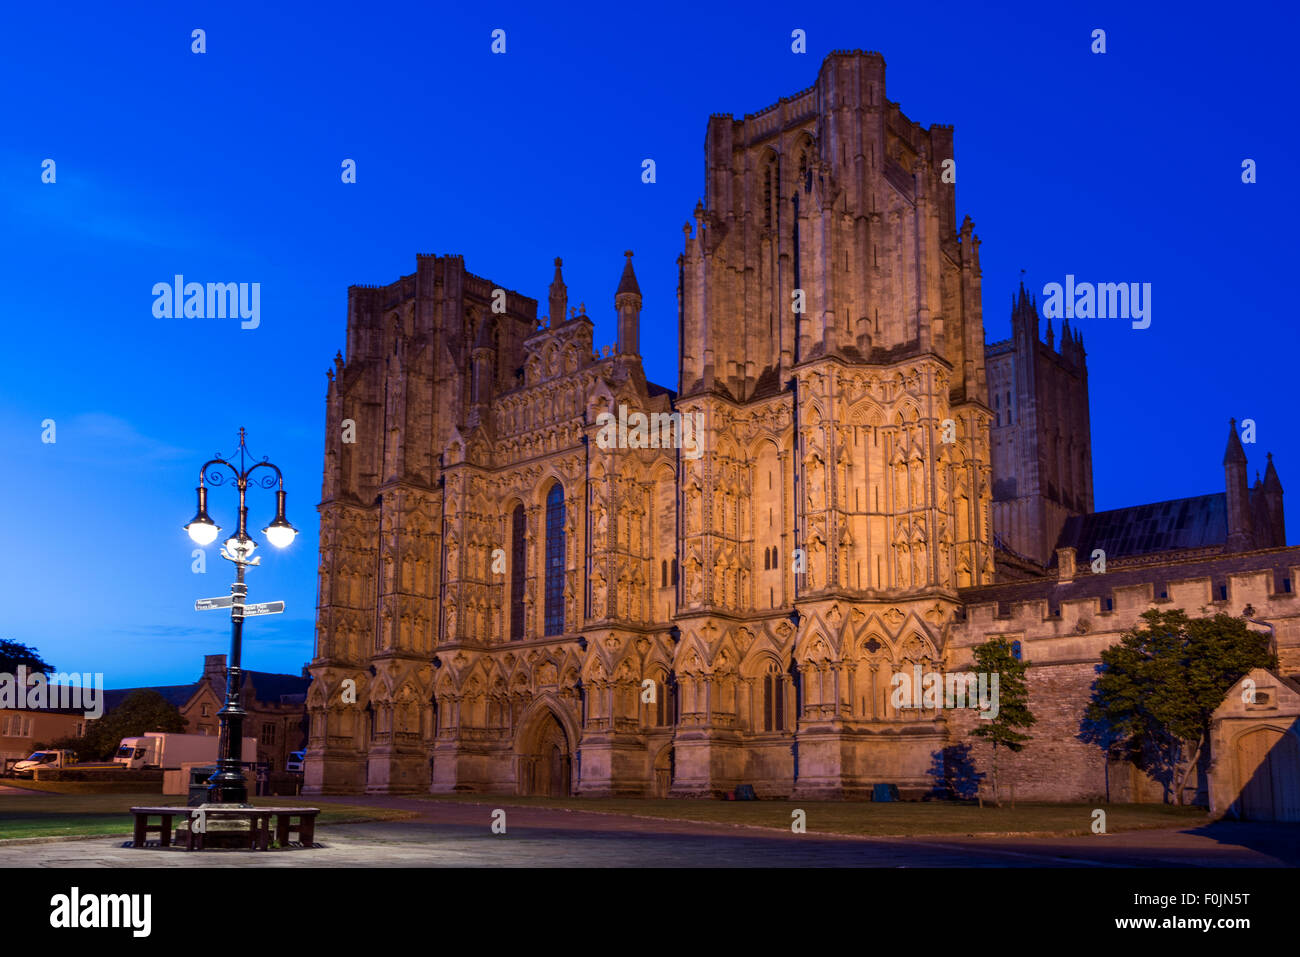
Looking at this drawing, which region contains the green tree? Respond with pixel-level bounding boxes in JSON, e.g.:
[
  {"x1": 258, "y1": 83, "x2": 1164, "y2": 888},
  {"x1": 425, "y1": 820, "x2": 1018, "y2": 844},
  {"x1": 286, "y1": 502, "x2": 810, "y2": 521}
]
[
  {"x1": 970, "y1": 636, "x2": 1035, "y2": 806},
  {"x1": 0, "y1": 639, "x2": 52, "y2": 676},
  {"x1": 81, "y1": 690, "x2": 188, "y2": 761},
  {"x1": 1082, "y1": 609, "x2": 1273, "y2": 805}
]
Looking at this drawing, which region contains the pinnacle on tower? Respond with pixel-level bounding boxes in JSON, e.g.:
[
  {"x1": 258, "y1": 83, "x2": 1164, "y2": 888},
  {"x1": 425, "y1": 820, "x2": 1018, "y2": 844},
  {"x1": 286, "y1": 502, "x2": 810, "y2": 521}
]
[
  {"x1": 1224, "y1": 418, "x2": 1253, "y2": 552},
  {"x1": 616, "y1": 249, "x2": 641, "y2": 297},
  {"x1": 1265, "y1": 452, "x2": 1283, "y2": 492},
  {"x1": 549, "y1": 257, "x2": 567, "y2": 325},
  {"x1": 615, "y1": 250, "x2": 641, "y2": 357},
  {"x1": 1223, "y1": 418, "x2": 1247, "y2": 465}
]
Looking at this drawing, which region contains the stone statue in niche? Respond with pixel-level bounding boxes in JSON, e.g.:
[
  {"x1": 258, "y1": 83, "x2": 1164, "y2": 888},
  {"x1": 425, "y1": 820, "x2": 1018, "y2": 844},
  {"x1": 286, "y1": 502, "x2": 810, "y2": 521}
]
[
  {"x1": 910, "y1": 458, "x2": 926, "y2": 508},
  {"x1": 686, "y1": 558, "x2": 702, "y2": 603},
  {"x1": 591, "y1": 572, "x2": 607, "y2": 618},
  {"x1": 894, "y1": 543, "x2": 910, "y2": 588},
  {"x1": 806, "y1": 457, "x2": 824, "y2": 511},
  {"x1": 808, "y1": 538, "x2": 824, "y2": 590}
]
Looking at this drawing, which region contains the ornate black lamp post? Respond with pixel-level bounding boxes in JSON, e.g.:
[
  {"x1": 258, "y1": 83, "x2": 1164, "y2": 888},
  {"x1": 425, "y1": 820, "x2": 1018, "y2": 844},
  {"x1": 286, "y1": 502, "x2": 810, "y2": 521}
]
[{"x1": 183, "y1": 428, "x2": 296, "y2": 804}]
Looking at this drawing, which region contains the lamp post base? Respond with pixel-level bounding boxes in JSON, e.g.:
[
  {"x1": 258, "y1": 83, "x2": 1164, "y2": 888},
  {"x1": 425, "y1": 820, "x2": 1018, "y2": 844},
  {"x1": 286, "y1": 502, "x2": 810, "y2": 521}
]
[{"x1": 206, "y1": 770, "x2": 250, "y2": 806}]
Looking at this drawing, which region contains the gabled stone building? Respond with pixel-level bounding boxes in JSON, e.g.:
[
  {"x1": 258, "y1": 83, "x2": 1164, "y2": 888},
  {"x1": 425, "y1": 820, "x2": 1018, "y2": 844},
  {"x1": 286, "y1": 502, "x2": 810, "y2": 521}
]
[{"x1": 305, "y1": 50, "x2": 1297, "y2": 806}]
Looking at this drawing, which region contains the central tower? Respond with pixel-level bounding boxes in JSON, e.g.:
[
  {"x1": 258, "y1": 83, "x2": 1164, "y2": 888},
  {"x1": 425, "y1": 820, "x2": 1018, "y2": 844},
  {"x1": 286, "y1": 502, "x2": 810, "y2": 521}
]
[
  {"x1": 680, "y1": 51, "x2": 986, "y2": 405},
  {"x1": 673, "y1": 50, "x2": 994, "y2": 797}
]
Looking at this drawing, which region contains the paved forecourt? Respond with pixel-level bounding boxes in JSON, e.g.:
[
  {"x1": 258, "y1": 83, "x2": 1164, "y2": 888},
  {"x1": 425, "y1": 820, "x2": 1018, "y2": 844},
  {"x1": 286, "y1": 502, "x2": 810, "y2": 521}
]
[{"x1": 0, "y1": 797, "x2": 1296, "y2": 867}]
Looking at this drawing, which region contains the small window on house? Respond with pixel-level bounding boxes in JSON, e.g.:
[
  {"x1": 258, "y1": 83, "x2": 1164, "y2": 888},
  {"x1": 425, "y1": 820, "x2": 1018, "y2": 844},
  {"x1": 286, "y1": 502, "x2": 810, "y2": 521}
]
[
  {"x1": 661, "y1": 560, "x2": 668, "y2": 588},
  {"x1": 263, "y1": 723, "x2": 276, "y2": 744},
  {"x1": 763, "y1": 549, "x2": 770, "y2": 571},
  {"x1": 1217, "y1": 584, "x2": 1228, "y2": 601},
  {"x1": 1011, "y1": 640, "x2": 1022, "y2": 660},
  {"x1": 1103, "y1": 597, "x2": 1114, "y2": 611},
  {"x1": 671, "y1": 559, "x2": 678, "y2": 585},
  {"x1": 201, "y1": 704, "x2": 210, "y2": 717}
]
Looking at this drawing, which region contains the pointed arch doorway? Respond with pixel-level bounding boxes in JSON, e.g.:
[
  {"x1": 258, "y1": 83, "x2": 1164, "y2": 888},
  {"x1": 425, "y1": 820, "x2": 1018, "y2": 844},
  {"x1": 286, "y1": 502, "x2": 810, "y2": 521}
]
[
  {"x1": 653, "y1": 744, "x2": 675, "y2": 798},
  {"x1": 517, "y1": 707, "x2": 572, "y2": 797}
]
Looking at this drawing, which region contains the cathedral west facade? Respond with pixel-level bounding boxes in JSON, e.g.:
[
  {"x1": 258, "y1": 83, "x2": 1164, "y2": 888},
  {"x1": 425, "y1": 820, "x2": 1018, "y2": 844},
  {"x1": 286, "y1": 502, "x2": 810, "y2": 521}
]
[{"x1": 304, "y1": 51, "x2": 1300, "y2": 804}]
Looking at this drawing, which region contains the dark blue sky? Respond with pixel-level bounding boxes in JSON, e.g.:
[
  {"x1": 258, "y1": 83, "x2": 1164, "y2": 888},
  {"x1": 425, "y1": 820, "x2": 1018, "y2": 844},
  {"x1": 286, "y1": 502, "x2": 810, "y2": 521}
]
[{"x1": 1, "y1": 1, "x2": 1295, "y2": 687}]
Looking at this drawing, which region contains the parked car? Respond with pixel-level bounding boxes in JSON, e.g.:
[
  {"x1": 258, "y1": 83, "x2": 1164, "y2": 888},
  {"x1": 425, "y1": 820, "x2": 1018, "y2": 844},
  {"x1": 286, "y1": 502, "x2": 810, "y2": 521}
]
[
  {"x1": 286, "y1": 750, "x2": 306, "y2": 773},
  {"x1": 9, "y1": 749, "x2": 77, "y2": 777}
]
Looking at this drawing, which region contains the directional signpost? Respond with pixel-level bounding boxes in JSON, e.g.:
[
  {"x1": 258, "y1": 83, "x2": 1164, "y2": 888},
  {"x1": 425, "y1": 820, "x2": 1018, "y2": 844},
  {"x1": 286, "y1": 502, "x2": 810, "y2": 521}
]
[
  {"x1": 195, "y1": 596, "x2": 234, "y2": 611},
  {"x1": 195, "y1": 596, "x2": 283, "y2": 616},
  {"x1": 242, "y1": 601, "x2": 284, "y2": 617}
]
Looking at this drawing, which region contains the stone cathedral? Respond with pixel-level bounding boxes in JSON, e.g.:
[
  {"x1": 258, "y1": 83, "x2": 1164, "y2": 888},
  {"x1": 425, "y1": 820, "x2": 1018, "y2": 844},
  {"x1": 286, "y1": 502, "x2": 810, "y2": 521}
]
[{"x1": 306, "y1": 51, "x2": 1299, "y2": 807}]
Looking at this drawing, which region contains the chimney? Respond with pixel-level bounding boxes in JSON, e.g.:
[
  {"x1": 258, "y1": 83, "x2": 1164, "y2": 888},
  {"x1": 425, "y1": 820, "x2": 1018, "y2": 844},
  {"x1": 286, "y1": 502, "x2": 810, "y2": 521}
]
[{"x1": 203, "y1": 654, "x2": 227, "y2": 682}]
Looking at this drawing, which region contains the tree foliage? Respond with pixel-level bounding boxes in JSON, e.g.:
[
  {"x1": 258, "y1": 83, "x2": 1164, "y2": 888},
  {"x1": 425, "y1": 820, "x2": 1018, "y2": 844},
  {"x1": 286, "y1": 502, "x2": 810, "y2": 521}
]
[
  {"x1": 0, "y1": 639, "x2": 52, "y2": 676},
  {"x1": 970, "y1": 636, "x2": 1035, "y2": 806},
  {"x1": 1082, "y1": 609, "x2": 1274, "y2": 805},
  {"x1": 79, "y1": 690, "x2": 189, "y2": 761}
]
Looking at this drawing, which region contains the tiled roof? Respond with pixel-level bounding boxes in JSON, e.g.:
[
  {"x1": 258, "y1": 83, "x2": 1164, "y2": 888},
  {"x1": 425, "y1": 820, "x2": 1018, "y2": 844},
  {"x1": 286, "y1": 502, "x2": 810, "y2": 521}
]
[
  {"x1": 242, "y1": 671, "x2": 311, "y2": 704},
  {"x1": 101, "y1": 670, "x2": 310, "y2": 716},
  {"x1": 101, "y1": 684, "x2": 200, "y2": 714},
  {"x1": 1054, "y1": 493, "x2": 1227, "y2": 562}
]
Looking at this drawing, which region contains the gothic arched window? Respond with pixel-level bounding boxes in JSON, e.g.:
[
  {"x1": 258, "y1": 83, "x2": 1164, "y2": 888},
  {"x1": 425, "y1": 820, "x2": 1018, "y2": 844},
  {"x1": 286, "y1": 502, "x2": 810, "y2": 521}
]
[
  {"x1": 762, "y1": 661, "x2": 785, "y2": 732},
  {"x1": 656, "y1": 675, "x2": 676, "y2": 727},
  {"x1": 509, "y1": 504, "x2": 526, "y2": 641},
  {"x1": 661, "y1": 559, "x2": 668, "y2": 588},
  {"x1": 544, "y1": 484, "x2": 566, "y2": 636}
]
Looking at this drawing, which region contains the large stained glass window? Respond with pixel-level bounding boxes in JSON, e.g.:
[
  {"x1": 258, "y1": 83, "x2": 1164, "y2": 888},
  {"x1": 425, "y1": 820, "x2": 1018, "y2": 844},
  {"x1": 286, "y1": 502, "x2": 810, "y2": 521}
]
[
  {"x1": 544, "y1": 485, "x2": 565, "y2": 635},
  {"x1": 510, "y1": 504, "x2": 526, "y2": 641}
]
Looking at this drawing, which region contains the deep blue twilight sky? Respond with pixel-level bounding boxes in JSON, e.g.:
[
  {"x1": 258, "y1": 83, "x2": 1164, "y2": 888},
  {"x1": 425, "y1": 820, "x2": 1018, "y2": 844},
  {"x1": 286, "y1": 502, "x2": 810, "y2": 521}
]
[{"x1": 1, "y1": 2, "x2": 1296, "y2": 687}]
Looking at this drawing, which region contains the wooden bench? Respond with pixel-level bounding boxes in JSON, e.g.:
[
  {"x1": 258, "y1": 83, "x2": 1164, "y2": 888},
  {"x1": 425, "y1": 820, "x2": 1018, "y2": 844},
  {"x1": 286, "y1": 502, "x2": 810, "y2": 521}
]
[{"x1": 129, "y1": 806, "x2": 320, "y2": 851}]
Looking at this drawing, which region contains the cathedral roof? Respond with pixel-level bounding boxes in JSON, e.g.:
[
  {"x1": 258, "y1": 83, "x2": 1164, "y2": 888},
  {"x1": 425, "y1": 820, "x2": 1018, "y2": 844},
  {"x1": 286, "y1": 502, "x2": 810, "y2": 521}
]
[{"x1": 1053, "y1": 492, "x2": 1228, "y2": 562}]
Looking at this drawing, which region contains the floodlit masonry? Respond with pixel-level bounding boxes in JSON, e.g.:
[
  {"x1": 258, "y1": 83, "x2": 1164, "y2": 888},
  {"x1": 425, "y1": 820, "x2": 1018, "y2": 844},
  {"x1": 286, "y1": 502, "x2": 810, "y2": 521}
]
[{"x1": 305, "y1": 51, "x2": 1297, "y2": 804}]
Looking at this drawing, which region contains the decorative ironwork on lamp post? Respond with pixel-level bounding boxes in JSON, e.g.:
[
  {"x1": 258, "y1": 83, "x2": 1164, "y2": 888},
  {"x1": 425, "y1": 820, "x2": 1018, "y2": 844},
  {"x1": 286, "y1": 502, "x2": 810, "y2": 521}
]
[{"x1": 184, "y1": 428, "x2": 297, "y2": 804}]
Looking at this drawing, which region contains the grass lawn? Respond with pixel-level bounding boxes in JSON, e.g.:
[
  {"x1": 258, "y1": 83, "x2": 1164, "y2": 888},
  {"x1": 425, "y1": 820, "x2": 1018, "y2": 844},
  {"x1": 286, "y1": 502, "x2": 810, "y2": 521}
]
[
  {"x1": 0, "y1": 785, "x2": 417, "y2": 841},
  {"x1": 415, "y1": 793, "x2": 1208, "y2": 837}
]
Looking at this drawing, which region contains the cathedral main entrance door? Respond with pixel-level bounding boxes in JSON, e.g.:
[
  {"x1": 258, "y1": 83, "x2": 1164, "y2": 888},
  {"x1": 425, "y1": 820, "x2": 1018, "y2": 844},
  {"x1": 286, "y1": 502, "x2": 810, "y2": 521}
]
[{"x1": 518, "y1": 709, "x2": 571, "y2": 797}]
